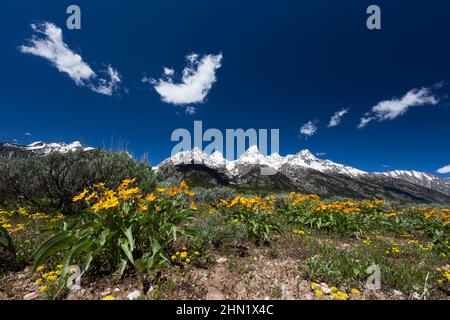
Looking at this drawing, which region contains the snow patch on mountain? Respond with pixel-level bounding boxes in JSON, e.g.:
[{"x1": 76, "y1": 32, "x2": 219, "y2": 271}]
[
  {"x1": 25, "y1": 141, "x2": 94, "y2": 154},
  {"x1": 158, "y1": 146, "x2": 367, "y2": 178},
  {"x1": 281, "y1": 150, "x2": 367, "y2": 177}
]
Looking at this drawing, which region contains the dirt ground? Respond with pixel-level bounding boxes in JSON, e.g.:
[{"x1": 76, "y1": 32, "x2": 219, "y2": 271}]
[{"x1": 0, "y1": 237, "x2": 403, "y2": 301}]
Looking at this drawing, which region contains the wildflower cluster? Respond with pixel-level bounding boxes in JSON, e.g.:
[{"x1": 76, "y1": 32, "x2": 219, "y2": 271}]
[
  {"x1": 171, "y1": 247, "x2": 201, "y2": 268},
  {"x1": 385, "y1": 242, "x2": 401, "y2": 256},
  {"x1": 416, "y1": 207, "x2": 450, "y2": 226},
  {"x1": 283, "y1": 194, "x2": 385, "y2": 236},
  {"x1": 33, "y1": 264, "x2": 71, "y2": 300},
  {"x1": 310, "y1": 282, "x2": 362, "y2": 300},
  {"x1": 293, "y1": 229, "x2": 307, "y2": 237},
  {"x1": 218, "y1": 196, "x2": 282, "y2": 244},
  {"x1": 436, "y1": 266, "x2": 450, "y2": 287},
  {"x1": 34, "y1": 179, "x2": 197, "y2": 276},
  {"x1": 0, "y1": 208, "x2": 64, "y2": 235}
]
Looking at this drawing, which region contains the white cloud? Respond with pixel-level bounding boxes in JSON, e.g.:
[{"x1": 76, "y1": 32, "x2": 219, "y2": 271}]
[
  {"x1": 164, "y1": 68, "x2": 175, "y2": 76},
  {"x1": 89, "y1": 65, "x2": 122, "y2": 96},
  {"x1": 185, "y1": 106, "x2": 197, "y2": 115},
  {"x1": 437, "y1": 165, "x2": 450, "y2": 174},
  {"x1": 358, "y1": 87, "x2": 439, "y2": 128},
  {"x1": 24, "y1": 132, "x2": 32, "y2": 136},
  {"x1": 328, "y1": 108, "x2": 349, "y2": 127},
  {"x1": 147, "y1": 53, "x2": 222, "y2": 105},
  {"x1": 300, "y1": 120, "x2": 318, "y2": 138},
  {"x1": 316, "y1": 152, "x2": 326, "y2": 157},
  {"x1": 20, "y1": 22, "x2": 121, "y2": 96}
]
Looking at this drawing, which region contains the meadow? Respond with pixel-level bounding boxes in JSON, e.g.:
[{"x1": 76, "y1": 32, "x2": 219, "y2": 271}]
[{"x1": 1, "y1": 177, "x2": 449, "y2": 300}]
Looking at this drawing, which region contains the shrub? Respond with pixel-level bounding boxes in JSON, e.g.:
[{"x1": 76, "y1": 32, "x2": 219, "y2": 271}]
[
  {"x1": 0, "y1": 150, "x2": 156, "y2": 212},
  {"x1": 33, "y1": 180, "x2": 196, "y2": 278},
  {"x1": 193, "y1": 212, "x2": 249, "y2": 250},
  {"x1": 217, "y1": 196, "x2": 283, "y2": 244},
  {"x1": 191, "y1": 187, "x2": 239, "y2": 204},
  {"x1": 283, "y1": 193, "x2": 386, "y2": 237}
]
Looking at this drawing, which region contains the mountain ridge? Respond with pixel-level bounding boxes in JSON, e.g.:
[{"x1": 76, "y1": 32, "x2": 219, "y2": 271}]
[
  {"x1": 2, "y1": 141, "x2": 450, "y2": 204},
  {"x1": 156, "y1": 146, "x2": 450, "y2": 203}
]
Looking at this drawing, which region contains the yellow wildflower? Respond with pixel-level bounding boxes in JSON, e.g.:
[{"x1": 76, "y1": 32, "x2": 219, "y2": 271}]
[
  {"x1": 39, "y1": 286, "x2": 48, "y2": 293},
  {"x1": 315, "y1": 290, "x2": 324, "y2": 297},
  {"x1": 351, "y1": 288, "x2": 361, "y2": 295},
  {"x1": 73, "y1": 189, "x2": 89, "y2": 202}
]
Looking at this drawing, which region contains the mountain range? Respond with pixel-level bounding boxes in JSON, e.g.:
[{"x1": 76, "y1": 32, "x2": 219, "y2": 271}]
[
  {"x1": 1, "y1": 141, "x2": 450, "y2": 205},
  {"x1": 156, "y1": 146, "x2": 450, "y2": 205}
]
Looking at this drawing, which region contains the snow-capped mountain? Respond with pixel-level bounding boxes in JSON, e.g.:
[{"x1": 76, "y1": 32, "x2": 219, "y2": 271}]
[
  {"x1": 0, "y1": 141, "x2": 94, "y2": 159},
  {"x1": 281, "y1": 150, "x2": 367, "y2": 177},
  {"x1": 376, "y1": 170, "x2": 450, "y2": 196},
  {"x1": 26, "y1": 141, "x2": 94, "y2": 154},
  {"x1": 158, "y1": 146, "x2": 366, "y2": 178},
  {"x1": 2, "y1": 141, "x2": 450, "y2": 204},
  {"x1": 156, "y1": 146, "x2": 450, "y2": 203}
]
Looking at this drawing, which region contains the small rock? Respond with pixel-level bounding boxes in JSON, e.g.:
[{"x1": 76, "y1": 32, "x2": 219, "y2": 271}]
[
  {"x1": 234, "y1": 283, "x2": 246, "y2": 295},
  {"x1": 216, "y1": 257, "x2": 228, "y2": 264},
  {"x1": 321, "y1": 287, "x2": 331, "y2": 294},
  {"x1": 100, "y1": 290, "x2": 111, "y2": 296},
  {"x1": 146, "y1": 286, "x2": 155, "y2": 295},
  {"x1": 114, "y1": 288, "x2": 120, "y2": 292},
  {"x1": 23, "y1": 291, "x2": 40, "y2": 300},
  {"x1": 127, "y1": 290, "x2": 142, "y2": 300},
  {"x1": 411, "y1": 292, "x2": 421, "y2": 300},
  {"x1": 392, "y1": 290, "x2": 403, "y2": 297}
]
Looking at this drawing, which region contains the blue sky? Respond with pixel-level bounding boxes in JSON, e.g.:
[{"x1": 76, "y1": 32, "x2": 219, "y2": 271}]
[{"x1": 1, "y1": 0, "x2": 450, "y2": 175}]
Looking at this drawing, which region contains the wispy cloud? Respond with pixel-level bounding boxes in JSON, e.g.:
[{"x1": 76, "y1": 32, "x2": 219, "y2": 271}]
[
  {"x1": 300, "y1": 120, "x2": 318, "y2": 138},
  {"x1": 163, "y1": 67, "x2": 175, "y2": 76},
  {"x1": 358, "y1": 86, "x2": 439, "y2": 128},
  {"x1": 24, "y1": 132, "x2": 32, "y2": 137},
  {"x1": 146, "y1": 53, "x2": 222, "y2": 105},
  {"x1": 437, "y1": 165, "x2": 450, "y2": 174},
  {"x1": 316, "y1": 152, "x2": 326, "y2": 157},
  {"x1": 328, "y1": 108, "x2": 349, "y2": 127},
  {"x1": 185, "y1": 106, "x2": 197, "y2": 115},
  {"x1": 20, "y1": 22, "x2": 121, "y2": 96}
]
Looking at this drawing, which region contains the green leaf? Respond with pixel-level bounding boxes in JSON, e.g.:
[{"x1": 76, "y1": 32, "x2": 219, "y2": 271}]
[
  {"x1": 123, "y1": 226, "x2": 135, "y2": 252},
  {"x1": 98, "y1": 229, "x2": 111, "y2": 246},
  {"x1": 0, "y1": 226, "x2": 15, "y2": 255},
  {"x1": 33, "y1": 231, "x2": 76, "y2": 272},
  {"x1": 82, "y1": 253, "x2": 94, "y2": 274},
  {"x1": 118, "y1": 258, "x2": 128, "y2": 275},
  {"x1": 61, "y1": 238, "x2": 94, "y2": 277},
  {"x1": 119, "y1": 238, "x2": 134, "y2": 265}
]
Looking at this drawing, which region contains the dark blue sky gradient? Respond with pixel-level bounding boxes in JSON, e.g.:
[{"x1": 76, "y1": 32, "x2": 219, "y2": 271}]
[{"x1": 0, "y1": 0, "x2": 449, "y2": 174}]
